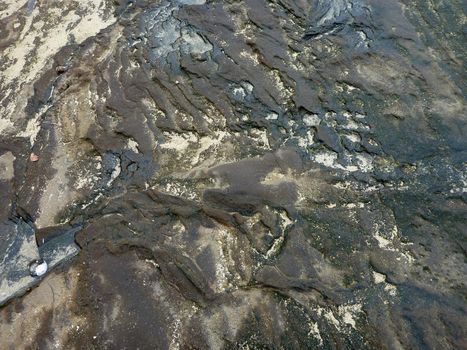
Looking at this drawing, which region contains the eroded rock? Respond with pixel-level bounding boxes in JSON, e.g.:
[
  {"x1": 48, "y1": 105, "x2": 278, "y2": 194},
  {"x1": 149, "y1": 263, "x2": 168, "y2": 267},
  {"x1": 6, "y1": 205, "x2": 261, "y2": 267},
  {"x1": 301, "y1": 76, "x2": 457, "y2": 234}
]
[{"x1": 0, "y1": 0, "x2": 466, "y2": 348}]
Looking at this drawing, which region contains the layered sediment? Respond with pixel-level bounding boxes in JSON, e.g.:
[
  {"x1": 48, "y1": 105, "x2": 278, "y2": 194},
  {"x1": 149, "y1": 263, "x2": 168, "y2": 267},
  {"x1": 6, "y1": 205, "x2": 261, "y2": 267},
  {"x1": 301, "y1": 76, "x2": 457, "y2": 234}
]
[{"x1": 0, "y1": 0, "x2": 466, "y2": 348}]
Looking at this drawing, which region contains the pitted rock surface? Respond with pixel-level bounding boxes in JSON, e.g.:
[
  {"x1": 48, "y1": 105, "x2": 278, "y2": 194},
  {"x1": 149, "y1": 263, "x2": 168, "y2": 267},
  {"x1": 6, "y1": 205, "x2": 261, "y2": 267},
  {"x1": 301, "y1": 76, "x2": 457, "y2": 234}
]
[{"x1": 0, "y1": 0, "x2": 466, "y2": 349}]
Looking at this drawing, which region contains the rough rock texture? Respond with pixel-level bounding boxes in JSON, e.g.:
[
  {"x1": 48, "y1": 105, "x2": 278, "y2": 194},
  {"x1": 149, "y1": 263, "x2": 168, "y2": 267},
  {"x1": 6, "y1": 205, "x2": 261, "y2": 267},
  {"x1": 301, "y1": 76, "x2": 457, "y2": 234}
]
[{"x1": 0, "y1": 0, "x2": 466, "y2": 349}]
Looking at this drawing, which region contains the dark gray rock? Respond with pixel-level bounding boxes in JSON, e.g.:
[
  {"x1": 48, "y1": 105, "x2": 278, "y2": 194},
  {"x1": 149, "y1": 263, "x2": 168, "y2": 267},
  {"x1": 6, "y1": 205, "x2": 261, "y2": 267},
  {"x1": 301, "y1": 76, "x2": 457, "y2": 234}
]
[
  {"x1": 0, "y1": 0, "x2": 465, "y2": 348},
  {"x1": 316, "y1": 124, "x2": 343, "y2": 152},
  {"x1": 0, "y1": 220, "x2": 80, "y2": 306}
]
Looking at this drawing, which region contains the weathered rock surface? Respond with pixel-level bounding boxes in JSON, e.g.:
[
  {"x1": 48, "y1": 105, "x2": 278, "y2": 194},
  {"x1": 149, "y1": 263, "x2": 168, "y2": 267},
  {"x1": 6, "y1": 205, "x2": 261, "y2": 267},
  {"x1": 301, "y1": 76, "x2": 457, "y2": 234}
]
[{"x1": 0, "y1": 0, "x2": 466, "y2": 349}]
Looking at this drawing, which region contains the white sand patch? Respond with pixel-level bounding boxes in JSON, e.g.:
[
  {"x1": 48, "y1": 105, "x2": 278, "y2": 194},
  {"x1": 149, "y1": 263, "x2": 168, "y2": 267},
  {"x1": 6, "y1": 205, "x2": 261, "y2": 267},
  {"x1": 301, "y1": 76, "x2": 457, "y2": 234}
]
[
  {"x1": 0, "y1": 0, "x2": 28, "y2": 20},
  {"x1": 266, "y1": 112, "x2": 278, "y2": 120},
  {"x1": 0, "y1": 0, "x2": 116, "y2": 137},
  {"x1": 127, "y1": 139, "x2": 140, "y2": 153},
  {"x1": 314, "y1": 302, "x2": 363, "y2": 332},
  {"x1": 294, "y1": 128, "x2": 315, "y2": 148},
  {"x1": 261, "y1": 168, "x2": 294, "y2": 185},
  {"x1": 373, "y1": 271, "x2": 386, "y2": 283},
  {"x1": 239, "y1": 50, "x2": 260, "y2": 65},
  {"x1": 232, "y1": 86, "x2": 246, "y2": 99},
  {"x1": 355, "y1": 152, "x2": 374, "y2": 172},
  {"x1": 338, "y1": 303, "x2": 362, "y2": 329},
  {"x1": 2, "y1": 0, "x2": 115, "y2": 86},
  {"x1": 312, "y1": 150, "x2": 374, "y2": 173},
  {"x1": 308, "y1": 322, "x2": 323, "y2": 345},
  {"x1": 384, "y1": 283, "x2": 397, "y2": 296},
  {"x1": 160, "y1": 132, "x2": 197, "y2": 152},
  {"x1": 250, "y1": 129, "x2": 270, "y2": 149},
  {"x1": 194, "y1": 131, "x2": 229, "y2": 164},
  {"x1": 324, "y1": 310, "x2": 340, "y2": 329},
  {"x1": 343, "y1": 133, "x2": 361, "y2": 143},
  {"x1": 303, "y1": 113, "x2": 321, "y2": 126},
  {"x1": 107, "y1": 158, "x2": 121, "y2": 187},
  {"x1": 265, "y1": 236, "x2": 285, "y2": 258}
]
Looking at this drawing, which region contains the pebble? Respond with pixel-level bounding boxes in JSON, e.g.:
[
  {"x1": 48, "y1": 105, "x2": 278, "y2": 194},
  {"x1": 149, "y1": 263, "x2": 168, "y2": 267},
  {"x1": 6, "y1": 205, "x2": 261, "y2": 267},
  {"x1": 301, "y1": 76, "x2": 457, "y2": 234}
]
[
  {"x1": 30, "y1": 153, "x2": 39, "y2": 162},
  {"x1": 29, "y1": 259, "x2": 48, "y2": 277}
]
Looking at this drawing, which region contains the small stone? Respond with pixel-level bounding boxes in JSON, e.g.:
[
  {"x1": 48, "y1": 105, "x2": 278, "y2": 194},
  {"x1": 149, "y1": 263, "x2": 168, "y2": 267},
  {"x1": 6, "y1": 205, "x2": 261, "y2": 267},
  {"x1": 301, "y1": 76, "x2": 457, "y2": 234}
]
[
  {"x1": 29, "y1": 259, "x2": 48, "y2": 277},
  {"x1": 30, "y1": 153, "x2": 39, "y2": 162},
  {"x1": 316, "y1": 125, "x2": 343, "y2": 153},
  {"x1": 303, "y1": 114, "x2": 321, "y2": 127},
  {"x1": 56, "y1": 65, "x2": 68, "y2": 74},
  {"x1": 265, "y1": 112, "x2": 278, "y2": 120}
]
